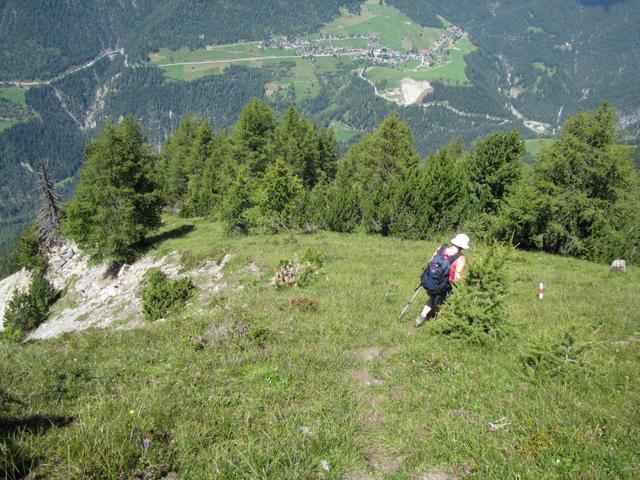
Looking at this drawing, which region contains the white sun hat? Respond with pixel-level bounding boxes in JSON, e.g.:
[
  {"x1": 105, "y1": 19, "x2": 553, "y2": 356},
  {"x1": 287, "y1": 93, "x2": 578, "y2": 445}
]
[{"x1": 451, "y1": 233, "x2": 471, "y2": 250}]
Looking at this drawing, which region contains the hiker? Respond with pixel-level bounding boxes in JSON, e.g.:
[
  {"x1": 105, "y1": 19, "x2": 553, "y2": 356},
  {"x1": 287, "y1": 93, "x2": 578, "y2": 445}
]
[{"x1": 415, "y1": 233, "x2": 470, "y2": 327}]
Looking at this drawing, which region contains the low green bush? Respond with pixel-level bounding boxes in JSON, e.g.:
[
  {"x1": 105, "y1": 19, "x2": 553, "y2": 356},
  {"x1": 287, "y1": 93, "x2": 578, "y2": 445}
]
[
  {"x1": 141, "y1": 268, "x2": 195, "y2": 321},
  {"x1": 301, "y1": 247, "x2": 325, "y2": 268},
  {"x1": 520, "y1": 327, "x2": 592, "y2": 376}
]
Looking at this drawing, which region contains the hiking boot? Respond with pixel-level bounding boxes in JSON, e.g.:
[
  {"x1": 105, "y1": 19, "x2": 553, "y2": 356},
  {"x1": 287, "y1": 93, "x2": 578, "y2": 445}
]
[{"x1": 414, "y1": 315, "x2": 427, "y2": 328}]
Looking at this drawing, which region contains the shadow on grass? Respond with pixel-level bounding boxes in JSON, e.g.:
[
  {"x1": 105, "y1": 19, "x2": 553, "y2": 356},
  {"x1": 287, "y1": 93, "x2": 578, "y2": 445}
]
[
  {"x1": 100, "y1": 224, "x2": 197, "y2": 276},
  {"x1": 144, "y1": 224, "x2": 195, "y2": 251},
  {"x1": 0, "y1": 414, "x2": 74, "y2": 479},
  {"x1": 0, "y1": 414, "x2": 74, "y2": 435}
]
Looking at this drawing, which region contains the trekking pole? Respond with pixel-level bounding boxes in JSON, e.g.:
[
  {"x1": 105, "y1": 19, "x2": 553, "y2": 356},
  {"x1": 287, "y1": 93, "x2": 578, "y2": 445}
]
[{"x1": 398, "y1": 284, "x2": 422, "y2": 320}]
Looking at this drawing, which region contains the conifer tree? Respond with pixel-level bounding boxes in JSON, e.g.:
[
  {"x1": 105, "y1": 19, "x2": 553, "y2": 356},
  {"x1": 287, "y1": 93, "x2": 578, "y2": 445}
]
[
  {"x1": 430, "y1": 243, "x2": 511, "y2": 345},
  {"x1": 183, "y1": 130, "x2": 234, "y2": 217},
  {"x1": 157, "y1": 115, "x2": 199, "y2": 202},
  {"x1": 257, "y1": 157, "x2": 303, "y2": 231},
  {"x1": 62, "y1": 117, "x2": 163, "y2": 262},
  {"x1": 334, "y1": 114, "x2": 419, "y2": 234},
  {"x1": 465, "y1": 130, "x2": 524, "y2": 215},
  {"x1": 274, "y1": 107, "x2": 320, "y2": 188},
  {"x1": 233, "y1": 98, "x2": 277, "y2": 175},
  {"x1": 221, "y1": 166, "x2": 255, "y2": 234},
  {"x1": 493, "y1": 103, "x2": 640, "y2": 262}
]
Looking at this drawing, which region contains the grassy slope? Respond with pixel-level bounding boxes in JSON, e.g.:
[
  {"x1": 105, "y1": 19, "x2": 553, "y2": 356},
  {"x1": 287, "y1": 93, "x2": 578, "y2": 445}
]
[
  {"x1": 321, "y1": 0, "x2": 443, "y2": 52},
  {"x1": 1, "y1": 217, "x2": 638, "y2": 479}
]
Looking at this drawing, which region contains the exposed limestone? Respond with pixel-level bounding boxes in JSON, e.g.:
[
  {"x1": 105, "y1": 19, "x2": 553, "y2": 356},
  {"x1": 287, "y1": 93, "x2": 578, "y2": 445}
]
[{"x1": 4, "y1": 242, "x2": 233, "y2": 340}]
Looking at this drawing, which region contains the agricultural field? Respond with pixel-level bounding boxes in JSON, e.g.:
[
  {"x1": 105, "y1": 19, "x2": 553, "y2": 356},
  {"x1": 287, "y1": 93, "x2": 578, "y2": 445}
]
[
  {"x1": 330, "y1": 120, "x2": 361, "y2": 142},
  {"x1": 317, "y1": 0, "x2": 444, "y2": 52},
  {"x1": 363, "y1": 36, "x2": 475, "y2": 90},
  {"x1": 2, "y1": 216, "x2": 639, "y2": 478},
  {"x1": 148, "y1": 0, "x2": 476, "y2": 107},
  {"x1": 0, "y1": 86, "x2": 32, "y2": 133},
  {"x1": 0, "y1": 87, "x2": 28, "y2": 105},
  {"x1": 0, "y1": 120, "x2": 15, "y2": 133}
]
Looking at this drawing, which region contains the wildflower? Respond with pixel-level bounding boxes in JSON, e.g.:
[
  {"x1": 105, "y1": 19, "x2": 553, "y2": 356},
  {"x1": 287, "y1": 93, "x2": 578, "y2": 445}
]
[
  {"x1": 129, "y1": 410, "x2": 135, "y2": 416},
  {"x1": 143, "y1": 438, "x2": 151, "y2": 452}
]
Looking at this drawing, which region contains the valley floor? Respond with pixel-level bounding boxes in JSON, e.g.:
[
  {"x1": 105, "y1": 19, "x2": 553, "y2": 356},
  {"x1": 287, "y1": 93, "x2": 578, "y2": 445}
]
[{"x1": 1, "y1": 217, "x2": 639, "y2": 479}]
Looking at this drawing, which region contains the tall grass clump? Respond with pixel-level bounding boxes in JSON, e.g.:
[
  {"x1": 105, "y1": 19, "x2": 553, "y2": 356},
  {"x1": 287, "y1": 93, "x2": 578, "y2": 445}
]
[
  {"x1": 141, "y1": 268, "x2": 195, "y2": 321},
  {"x1": 429, "y1": 242, "x2": 511, "y2": 344}
]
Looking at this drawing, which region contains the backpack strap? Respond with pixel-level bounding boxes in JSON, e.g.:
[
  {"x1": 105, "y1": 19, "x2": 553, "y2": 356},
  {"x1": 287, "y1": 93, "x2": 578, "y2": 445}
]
[{"x1": 448, "y1": 251, "x2": 462, "y2": 266}]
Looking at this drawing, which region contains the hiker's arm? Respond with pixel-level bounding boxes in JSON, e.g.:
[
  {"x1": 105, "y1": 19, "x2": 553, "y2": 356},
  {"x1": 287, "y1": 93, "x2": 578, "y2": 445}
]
[{"x1": 453, "y1": 256, "x2": 466, "y2": 282}]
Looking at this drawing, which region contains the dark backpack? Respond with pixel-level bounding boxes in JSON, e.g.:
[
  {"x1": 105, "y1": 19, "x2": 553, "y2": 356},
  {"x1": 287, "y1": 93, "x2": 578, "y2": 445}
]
[{"x1": 420, "y1": 245, "x2": 461, "y2": 295}]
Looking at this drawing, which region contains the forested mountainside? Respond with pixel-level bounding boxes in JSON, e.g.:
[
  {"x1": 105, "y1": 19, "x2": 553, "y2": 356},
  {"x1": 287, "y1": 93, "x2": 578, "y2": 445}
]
[
  {"x1": 388, "y1": 0, "x2": 640, "y2": 128},
  {"x1": 1, "y1": 0, "x2": 639, "y2": 274},
  {"x1": 0, "y1": 0, "x2": 361, "y2": 81}
]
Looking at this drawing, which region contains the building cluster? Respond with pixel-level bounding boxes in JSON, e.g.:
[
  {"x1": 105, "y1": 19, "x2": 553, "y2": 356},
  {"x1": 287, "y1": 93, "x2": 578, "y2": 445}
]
[{"x1": 260, "y1": 24, "x2": 468, "y2": 69}]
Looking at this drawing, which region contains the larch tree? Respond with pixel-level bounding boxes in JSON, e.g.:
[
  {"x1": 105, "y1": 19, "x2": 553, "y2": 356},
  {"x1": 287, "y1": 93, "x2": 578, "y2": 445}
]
[{"x1": 62, "y1": 117, "x2": 164, "y2": 262}]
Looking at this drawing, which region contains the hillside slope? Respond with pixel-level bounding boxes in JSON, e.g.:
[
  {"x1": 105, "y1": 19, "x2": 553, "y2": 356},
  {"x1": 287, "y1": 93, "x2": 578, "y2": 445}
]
[
  {"x1": 1, "y1": 0, "x2": 639, "y2": 270},
  {"x1": 1, "y1": 217, "x2": 639, "y2": 478}
]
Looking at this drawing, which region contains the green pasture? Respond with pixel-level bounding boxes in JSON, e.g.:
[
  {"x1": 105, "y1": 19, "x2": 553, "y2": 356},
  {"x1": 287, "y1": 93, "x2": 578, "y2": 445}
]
[
  {"x1": 330, "y1": 120, "x2": 360, "y2": 142},
  {"x1": 525, "y1": 138, "x2": 555, "y2": 159},
  {"x1": 317, "y1": 38, "x2": 369, "y2": 49},
  {"x1": 365, "y1": 36, "x2": 474, "y2": 89},
  {"x1": 0, "y1": 119, "x2": 16, "y2": 133},
  {"x1": 321, "y1": 0, "x2": 444, "y2": 52},
  {"x1": 0, "y1": 87, "x2": 28, "y2": 105},
  {"x1": 2, "y1": 215, "x2": 639, "y2": 478}
]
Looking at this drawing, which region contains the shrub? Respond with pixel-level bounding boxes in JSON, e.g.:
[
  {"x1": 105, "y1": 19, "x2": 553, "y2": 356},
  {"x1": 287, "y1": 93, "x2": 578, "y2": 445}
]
[
  {"x1": 141, "y1": 268, "x2": 195, "y2": 321},
  {"x1": 301, "y1": 247, "x2": 325, "y2": 268},
  {"x1": 520, "y1": 327, "x2": 592, "y2": 376},
  {"x1": 429, "y1": 243, "x2": 511, "y2": 345},
  {"x1": 3, "y1": 268, "x2": 58, "y2": 340}
]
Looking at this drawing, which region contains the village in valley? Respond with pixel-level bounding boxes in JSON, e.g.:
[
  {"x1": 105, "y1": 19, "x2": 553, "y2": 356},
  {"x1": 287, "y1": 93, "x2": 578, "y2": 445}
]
[{"x1": 261, "y1": 22, "x2": 468, "y2": 71}]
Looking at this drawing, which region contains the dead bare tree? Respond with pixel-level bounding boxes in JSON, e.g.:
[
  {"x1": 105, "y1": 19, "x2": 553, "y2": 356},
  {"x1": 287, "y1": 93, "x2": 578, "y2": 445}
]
[{"x1": 36, "y1": 161, "x2": 62, "y2": 251}]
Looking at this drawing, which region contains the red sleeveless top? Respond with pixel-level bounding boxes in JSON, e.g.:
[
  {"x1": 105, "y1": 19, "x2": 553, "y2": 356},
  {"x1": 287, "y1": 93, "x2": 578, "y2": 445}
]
[{"x1": 443, "y1": 246, "x2": 463, "y2": 283}]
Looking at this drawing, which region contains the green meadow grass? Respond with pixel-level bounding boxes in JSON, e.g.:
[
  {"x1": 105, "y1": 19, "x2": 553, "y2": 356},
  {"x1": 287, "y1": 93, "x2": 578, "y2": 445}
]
[
  {"x1": 0, "y1": 120, "x2": 16, "y2": 133},
  {"x1": 365, "y1": 36, "x2": 474, "y2": 89},
  {"x1": 0, "y1": 87, "x2": 28, "y2": 105},
  {"x1": 1, "y1": 216, "x2": 638, "y2": 479},
  {"x1": 330, "y1": 120, "x2": 360, "y2": 142},
  {"x1": 525, "y1": 138, "x2": 555, "y2": 160},
  {"x1": 321, "y1": 0, "x2": 444, "y2": 52}
]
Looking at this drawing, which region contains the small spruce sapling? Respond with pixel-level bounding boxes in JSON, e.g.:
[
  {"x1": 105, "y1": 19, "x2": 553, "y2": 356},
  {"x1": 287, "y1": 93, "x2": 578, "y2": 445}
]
[{"x1": 429, "y1": 242, "x2": 511, "y2": 344}]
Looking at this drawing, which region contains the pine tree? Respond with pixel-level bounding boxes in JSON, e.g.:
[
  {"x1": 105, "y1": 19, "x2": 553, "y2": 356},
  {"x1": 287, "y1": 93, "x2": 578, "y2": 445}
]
[
  {"x1": 257, "y1": 157, "x2": 303, "y2": 231},
  {"x1": 335, "y1": 114, "x2": 419, "y2": 234},
  {"x1": 465, "y1": 130, "x2": 524, "y2": 215},
  {"x1": 493, "y1": 103, "x2": 640, "y2": 262},
  {"x1": 183, "y1": 130, "x2": 234, "y2": 217},
  {"x1": 157, "y1": 115, "x2": 199, "y2": 203},
  {"x1": 233, "y1": 98, "x2": 277, "y2": 175},
  {"x1": 62, "y1": 117, "x2": 164, "y2": 262},
  {"x1": 430, "y1": 243, "x2": 511, "y2": 345},
  {"x1": 221, "y1": 166, "x2": 255, "y2": 234}
]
